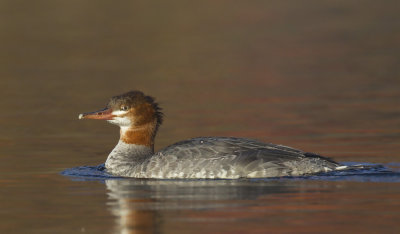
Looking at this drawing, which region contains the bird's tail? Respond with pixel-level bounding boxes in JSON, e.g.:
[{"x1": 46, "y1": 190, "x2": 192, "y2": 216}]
[{"x1": 335, "y1": 163, "x2": 389, "y2": 172}]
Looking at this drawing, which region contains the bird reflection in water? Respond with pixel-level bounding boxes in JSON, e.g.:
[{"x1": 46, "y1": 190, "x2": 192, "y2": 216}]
[{"x1": 105, "y1": 179, "x2": 294, "y2": 234}]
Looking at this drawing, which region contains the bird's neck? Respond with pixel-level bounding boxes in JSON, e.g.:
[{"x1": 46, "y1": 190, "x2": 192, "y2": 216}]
[{"x1": 120, "y1": 123, "x2": 156, "y2": 151}]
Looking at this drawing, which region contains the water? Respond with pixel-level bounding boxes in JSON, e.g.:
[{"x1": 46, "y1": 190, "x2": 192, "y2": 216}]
[
  {"x1": 60, "y1": 163, "x2": 400, "y2": 233},
  {"x1": 1, "y1": 0, "x2": 400, "y2": 233}
]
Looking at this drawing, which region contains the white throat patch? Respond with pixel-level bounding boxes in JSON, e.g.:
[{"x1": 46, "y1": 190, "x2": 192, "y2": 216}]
[{"x1": 107, "y1": 110, "x2": 132, "y2": 127}]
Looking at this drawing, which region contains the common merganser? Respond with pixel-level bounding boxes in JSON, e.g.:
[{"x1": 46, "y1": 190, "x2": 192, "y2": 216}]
[{"x1": 79, "y1": 91, "x2": 344, "y2": 179}]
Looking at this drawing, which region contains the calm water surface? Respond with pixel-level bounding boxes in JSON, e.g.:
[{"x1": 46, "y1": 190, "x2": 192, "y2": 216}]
[{"x1": 0, "y1": 1, "x2": 399, "y2": 233}]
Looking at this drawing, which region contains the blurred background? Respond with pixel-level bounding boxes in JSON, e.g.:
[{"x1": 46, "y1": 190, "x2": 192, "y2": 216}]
[
  {"x1": 0, "y1": 1, "x2": 399, "y2": 233},
  {"x1": 1, "y1": 0, "x2": 398, "y2": 165}
]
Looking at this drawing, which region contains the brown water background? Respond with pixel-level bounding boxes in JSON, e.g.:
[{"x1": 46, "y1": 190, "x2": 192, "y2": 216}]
[{"x1": 0, "y1": 1, "x2": 399, "y2": 233}]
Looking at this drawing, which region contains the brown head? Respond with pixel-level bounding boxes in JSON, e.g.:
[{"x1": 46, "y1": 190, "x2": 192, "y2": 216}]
[{"x1": 79, "y1": 91, "x2": 163, "y2": 150}]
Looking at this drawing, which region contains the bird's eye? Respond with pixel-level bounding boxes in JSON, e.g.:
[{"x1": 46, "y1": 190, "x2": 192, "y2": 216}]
[{"x1": 120, "y1": 106, "x2": 128, "y2": 111}]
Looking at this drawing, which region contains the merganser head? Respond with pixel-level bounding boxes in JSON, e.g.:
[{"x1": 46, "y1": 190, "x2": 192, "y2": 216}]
[{"x1": 79, "y1": 91, "x2": 163, "y2": 149}]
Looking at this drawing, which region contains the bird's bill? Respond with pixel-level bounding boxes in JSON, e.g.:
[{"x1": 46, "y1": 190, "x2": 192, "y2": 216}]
[{"x1": 78, "y1": 107, "x2": 114, "y2": 120}]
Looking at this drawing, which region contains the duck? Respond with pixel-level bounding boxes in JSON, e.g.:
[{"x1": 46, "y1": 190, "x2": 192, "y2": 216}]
[{"x1": 78, "y1": 90, "x2": 345, "y2": 179}]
